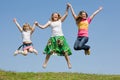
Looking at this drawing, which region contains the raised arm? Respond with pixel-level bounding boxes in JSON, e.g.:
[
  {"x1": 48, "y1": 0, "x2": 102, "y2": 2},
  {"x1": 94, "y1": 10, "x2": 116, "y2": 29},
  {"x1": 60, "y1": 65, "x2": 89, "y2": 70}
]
[
  {"x1": 90, "y1": 6, "x2": 103, "y2": 20},
  {"x1": 60, "y1": 4, "x2": 69, "y2": 22},
  {"x1": 34, "y1": 21, "x2": 51, "y2": 29},
  {"x1": 31, "y1": 23, "x2": 37, "y2": 34},
  {"x1": 13, "y1": 18, "x2": 23, "y2": 32},
  {"x1": 67, "y1": 3, "x2": 77, "y2": 20}
]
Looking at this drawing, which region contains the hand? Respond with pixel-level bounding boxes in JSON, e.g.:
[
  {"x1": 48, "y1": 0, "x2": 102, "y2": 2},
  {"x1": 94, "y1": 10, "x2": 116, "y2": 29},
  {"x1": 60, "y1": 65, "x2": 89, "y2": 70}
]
[
  {"x1": 67, "y1": 3, "x2": 72, "y2": 7},
  {"x1": 34, "y1": 21, "x2": 39, "y2": 26},
  {"x1": 13, "y1": 18, "x2": 17, "y2": 23},
  {"x1": 66, "y1": 5, "x2": 69, "y2": 10},
  {"x1": 98, "y1": 6, "x2": 103, "y2": 11}
]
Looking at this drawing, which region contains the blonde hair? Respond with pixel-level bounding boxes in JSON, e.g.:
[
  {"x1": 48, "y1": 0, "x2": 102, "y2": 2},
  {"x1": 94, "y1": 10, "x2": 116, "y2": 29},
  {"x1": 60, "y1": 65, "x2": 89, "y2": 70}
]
[
  {"x1": 50, "y1": 12, "x2": 61, "y2": 21},
  {"x1": 22, "y1": 23, "x2": 32, "y2": 31}
]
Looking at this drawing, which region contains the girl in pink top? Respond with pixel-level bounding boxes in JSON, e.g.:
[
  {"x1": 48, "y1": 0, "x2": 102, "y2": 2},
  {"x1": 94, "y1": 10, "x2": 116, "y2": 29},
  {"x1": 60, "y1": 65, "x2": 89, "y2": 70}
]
[{"x1": 68, "y1": 3, "x2": 103, "y2": 55}]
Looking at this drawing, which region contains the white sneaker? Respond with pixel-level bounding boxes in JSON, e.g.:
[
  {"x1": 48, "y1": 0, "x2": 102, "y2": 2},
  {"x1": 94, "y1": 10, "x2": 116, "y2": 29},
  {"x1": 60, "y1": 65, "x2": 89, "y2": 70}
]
[
  {"x1": 14, "y1": 50, "x2": 19, "y2": 56},
  {"x1": 18, "y1": 50, "x2": 24, "y2": 54},
  {"x1": 14, "y1": 50, "x2": 25, "y2": 56},
  {"x1": 33, "y1": 49, "x2": 38, "y2": 55}
]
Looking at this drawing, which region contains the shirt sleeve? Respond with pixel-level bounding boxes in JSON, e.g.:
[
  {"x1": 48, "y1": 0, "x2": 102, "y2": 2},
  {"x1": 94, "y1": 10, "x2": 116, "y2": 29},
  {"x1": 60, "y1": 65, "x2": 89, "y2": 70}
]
[{"x1": 87, "y1": 17, "x2": 92, "y2": 24}]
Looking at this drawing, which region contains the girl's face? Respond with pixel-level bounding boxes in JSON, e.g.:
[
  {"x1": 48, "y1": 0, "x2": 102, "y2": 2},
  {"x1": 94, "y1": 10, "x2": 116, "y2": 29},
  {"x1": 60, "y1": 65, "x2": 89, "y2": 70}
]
[
  {"x1": 52, "y1": 13, "x2": 59, "y2": 21},
  {"x1": 81, "y1": 12, "x2": 87, "y2": 19},
  {"x1": 24, "y1": 26, "x2": 30, "y2": 31},
  {"x1": 23, "y1": 24, "x2": 31, "y2": 31}
]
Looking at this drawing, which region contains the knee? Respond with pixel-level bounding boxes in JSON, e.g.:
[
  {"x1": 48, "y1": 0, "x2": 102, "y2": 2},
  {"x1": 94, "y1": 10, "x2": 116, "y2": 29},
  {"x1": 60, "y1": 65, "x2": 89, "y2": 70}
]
[
  {"x1": 29, "y1": 48, "x2": 34, "y2": 53},
  {"x1": 74, "y1": 42, "x2": 82, "y2": 50},
  {"x1": 74, "y1": 46, "x2": 79, "y2": 50},
  {"x1": 23, "y1": 50, "x2": 28, "y2": 56},
  {"x1": 74, "y1": 45, "x2": 82, "y2": 50},
  {"x1": 87, "y1": 46, "x2": 90, "y2": 50},
  {"x1": 63, "y1": 52, "x2": 68, "y2": 56}
]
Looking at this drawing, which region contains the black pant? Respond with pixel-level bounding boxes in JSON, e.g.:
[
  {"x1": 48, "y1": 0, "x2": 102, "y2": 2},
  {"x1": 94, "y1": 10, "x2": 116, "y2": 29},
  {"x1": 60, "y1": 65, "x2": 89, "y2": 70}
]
[{"x1": 74, "y1": 36, "x2": 90, "y2": 50}]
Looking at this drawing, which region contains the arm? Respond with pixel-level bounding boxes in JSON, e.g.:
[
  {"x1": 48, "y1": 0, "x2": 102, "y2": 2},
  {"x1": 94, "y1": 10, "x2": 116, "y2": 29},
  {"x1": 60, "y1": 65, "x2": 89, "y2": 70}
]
[
  {"x1": 31, "y1": 23, "x2": 37, "y2": 34},
  {"x1": 67, "y1": 3, "x2": 77, "y2": 20},
  {"x1": 34, "y1": 21, "x2": 51, "y2": 29},
  {"x1": 60, "y1": 4, "x2": 69, "y2": 22},
  {"x1": 13, "y1": 18, "x2": 23, "y2": 32},
  {"x1": 90, "y1": 6, "x2": 103, "y2": 20}
]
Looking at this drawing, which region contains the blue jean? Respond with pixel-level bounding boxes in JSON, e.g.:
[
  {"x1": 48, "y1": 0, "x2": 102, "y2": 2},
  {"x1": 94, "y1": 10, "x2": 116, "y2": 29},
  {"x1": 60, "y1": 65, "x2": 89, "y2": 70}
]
[{"x1": 74, "y1": 36, "x2": 90, "y2": 50}]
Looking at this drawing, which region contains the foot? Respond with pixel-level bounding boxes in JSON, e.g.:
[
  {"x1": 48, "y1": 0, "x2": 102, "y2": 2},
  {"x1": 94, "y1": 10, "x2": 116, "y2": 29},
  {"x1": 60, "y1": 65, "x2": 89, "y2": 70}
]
[
  {"x1": 22, "y1": 53, "x2": 27, "y2": 56},
  {"x1": 33, "y1": 49, "x2": 38, "y2": 55},
  {"x1": 84, "y1": 49, "x2": 90, "y2": 55},
  {"x1": 20, "y1": 51, "x2": 28, "y2": 56},
  {"x1": 14, "y1": 50, "x2": 19, "y2": 56},
  {"x1": 42, "y1": 63, "x2": 47, "y2": 69},
  {"x1": 14, "y1": 50, "x2": 24, "y2": 56},
  {"x1": 68, "y1": 63, "x2": 72, "y2": 69}
]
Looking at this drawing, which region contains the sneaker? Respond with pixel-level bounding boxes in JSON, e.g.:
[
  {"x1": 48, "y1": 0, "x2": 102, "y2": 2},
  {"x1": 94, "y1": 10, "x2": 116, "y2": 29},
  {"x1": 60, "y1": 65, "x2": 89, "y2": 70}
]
[
  {"x1": 33, "y1": 49, "x2": 38, "y2": 55},
  {"x1": 84, "y1": 49, "x2": 90, "y2": 55},
  {"x1": 20, "y1": 51, "x2": 24, "y2": 54},
  {"x1": 14, "y1": 50, "x2": 19, "y2": 56}
]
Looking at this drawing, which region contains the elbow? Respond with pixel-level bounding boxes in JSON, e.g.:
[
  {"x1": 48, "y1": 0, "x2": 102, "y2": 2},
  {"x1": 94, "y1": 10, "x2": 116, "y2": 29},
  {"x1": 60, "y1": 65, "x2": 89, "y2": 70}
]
[
  {"x1": 38, "y1": 26, "x2": 45, "y2": 29},
  {"x1": 40, "y1": 26, "x2": 46, "y2": 29},
  {"x1": 41, "y1": 27, "x2": 45, "y2": 29}
]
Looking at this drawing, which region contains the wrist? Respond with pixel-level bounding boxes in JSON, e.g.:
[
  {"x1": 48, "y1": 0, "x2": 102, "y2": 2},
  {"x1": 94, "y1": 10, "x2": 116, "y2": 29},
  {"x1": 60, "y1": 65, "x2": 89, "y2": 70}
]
[
  {"x1": 98, "y1": 8, "x2": 102, "y2": 11},
  {"x1": 97, "y1": 9, "x2": 101, "y2": 12}
]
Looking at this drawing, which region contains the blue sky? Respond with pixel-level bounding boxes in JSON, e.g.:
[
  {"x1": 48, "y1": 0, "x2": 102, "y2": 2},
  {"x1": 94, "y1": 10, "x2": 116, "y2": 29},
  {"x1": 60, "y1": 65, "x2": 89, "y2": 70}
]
[{"x1": 0, "y1": 0, "x2": 120, "y2": 74}]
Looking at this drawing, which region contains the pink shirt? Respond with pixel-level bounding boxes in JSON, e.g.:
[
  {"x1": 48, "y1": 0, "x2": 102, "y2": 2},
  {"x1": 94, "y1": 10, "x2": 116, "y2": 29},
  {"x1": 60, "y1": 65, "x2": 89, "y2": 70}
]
[{"x1": 77, "y1": 17, "x2": 92, "y2": 37}]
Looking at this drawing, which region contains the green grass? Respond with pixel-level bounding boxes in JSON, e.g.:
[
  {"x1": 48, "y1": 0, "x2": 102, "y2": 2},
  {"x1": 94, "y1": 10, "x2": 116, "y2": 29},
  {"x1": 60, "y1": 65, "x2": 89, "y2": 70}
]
[{"x1": 0, "y1": 70, "x2": 120, "y2": 80}]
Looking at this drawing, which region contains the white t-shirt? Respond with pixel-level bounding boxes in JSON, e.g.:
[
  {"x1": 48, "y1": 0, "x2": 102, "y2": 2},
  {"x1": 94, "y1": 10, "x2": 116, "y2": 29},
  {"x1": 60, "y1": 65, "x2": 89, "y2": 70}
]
[
  {"x1": 22, "y1": 31, "x2": 32, "y2": 42},
  {"x1": 50, "y1": 20, "x2": 64, "y2": 37}
]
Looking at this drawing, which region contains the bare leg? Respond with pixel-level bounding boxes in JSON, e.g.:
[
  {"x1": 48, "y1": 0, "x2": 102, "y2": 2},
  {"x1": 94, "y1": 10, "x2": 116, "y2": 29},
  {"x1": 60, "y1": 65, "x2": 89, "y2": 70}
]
[
  {"x1": 64, "y1": 52, "x2": 72, "y2": 69},
  {"x1": 33, "y1": 49, "x2": 38, "y2": 55},
  {"x1": 42, "y1": 54, "x2": 51, "y2": 68},
  {"x1": 28, "y1": 48, "x2": 34, "y2": 53},
  {"x1": 29, "y1": 48, "x2": 38, "y2": 55}
]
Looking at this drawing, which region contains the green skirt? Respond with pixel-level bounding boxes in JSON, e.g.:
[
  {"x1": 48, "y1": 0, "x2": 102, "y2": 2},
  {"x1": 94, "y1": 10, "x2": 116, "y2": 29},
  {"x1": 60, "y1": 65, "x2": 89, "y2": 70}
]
[{"x1": 43, "y1": 36, "x2": 72, "y2": 56}]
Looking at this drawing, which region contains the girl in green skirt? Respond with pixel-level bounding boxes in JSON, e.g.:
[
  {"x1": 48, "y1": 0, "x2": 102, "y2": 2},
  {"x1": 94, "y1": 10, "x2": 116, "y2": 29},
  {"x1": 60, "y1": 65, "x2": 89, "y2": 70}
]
[{"x1": 35, "y1": 4, "x2": 72, "y2": 69}]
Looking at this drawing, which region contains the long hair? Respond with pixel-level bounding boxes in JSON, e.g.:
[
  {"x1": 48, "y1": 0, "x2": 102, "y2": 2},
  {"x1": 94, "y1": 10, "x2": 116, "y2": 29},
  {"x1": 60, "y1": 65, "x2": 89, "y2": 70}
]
[
  {"x1": 76, "y1": 10, "x2": 88, "y2": 24},
  {"x1": 23, "y1": 23, "x2": 32, "y2": 31},
  {"x1": 50, "y1": 12, "x2": 61, "y2": 21}
]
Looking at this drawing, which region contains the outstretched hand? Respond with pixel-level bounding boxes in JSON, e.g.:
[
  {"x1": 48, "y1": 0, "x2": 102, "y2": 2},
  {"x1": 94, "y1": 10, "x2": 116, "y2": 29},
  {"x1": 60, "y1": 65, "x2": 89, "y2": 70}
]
[
  {"x1": 66, "y1": 3, "x2": 70, "y2": 11},
  {"x1": 67, "y1": 5, "x2": 69, "y2": 10},
  {"x1": 67, "y1": 3, "x2": 72, "y2": 7},
  {"x1": 13, "y1": 18, "x2": 17, "y2": 23},
  {"x1": 98, "y1": 6, "x2": 103, "y2": 11},
  {"x1": 34, "y1": 21, "x2": 39, "y2": 26}
]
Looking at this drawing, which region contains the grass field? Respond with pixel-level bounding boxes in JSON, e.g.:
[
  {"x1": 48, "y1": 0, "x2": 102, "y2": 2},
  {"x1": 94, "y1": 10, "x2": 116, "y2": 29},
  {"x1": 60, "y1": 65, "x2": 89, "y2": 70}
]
[{"x1": 0, "y1": 70, "x2": 120, "y2": 80}]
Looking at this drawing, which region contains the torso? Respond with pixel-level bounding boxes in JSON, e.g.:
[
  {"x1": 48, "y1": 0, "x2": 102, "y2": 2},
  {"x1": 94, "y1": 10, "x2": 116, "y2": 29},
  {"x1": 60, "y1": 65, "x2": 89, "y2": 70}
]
[
  {"x1": 77, "y1": 17, "x2": 91, "y2": 37},
  {"x1": 22, "y1": 31, "x2": 32, "y2": 43},
  {"x1": 50, "y1": 20, "x2": 64, "y2": 37}
]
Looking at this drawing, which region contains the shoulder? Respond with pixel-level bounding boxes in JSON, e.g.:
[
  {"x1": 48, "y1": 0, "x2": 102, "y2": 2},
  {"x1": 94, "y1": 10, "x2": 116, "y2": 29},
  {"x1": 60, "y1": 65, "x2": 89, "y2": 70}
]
[
  {"x1": 48, "y1": 20, "x2": 51, "y2": 23},
  {"x1": 56, "y1": 19, "x2": 62, "y2": 23},
  {"x1": 58, "y1": 19, "x2": 62, "y2": 22},
  {"x1": 87, "y1": 17, "x2": 92, "y2": 23}
]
